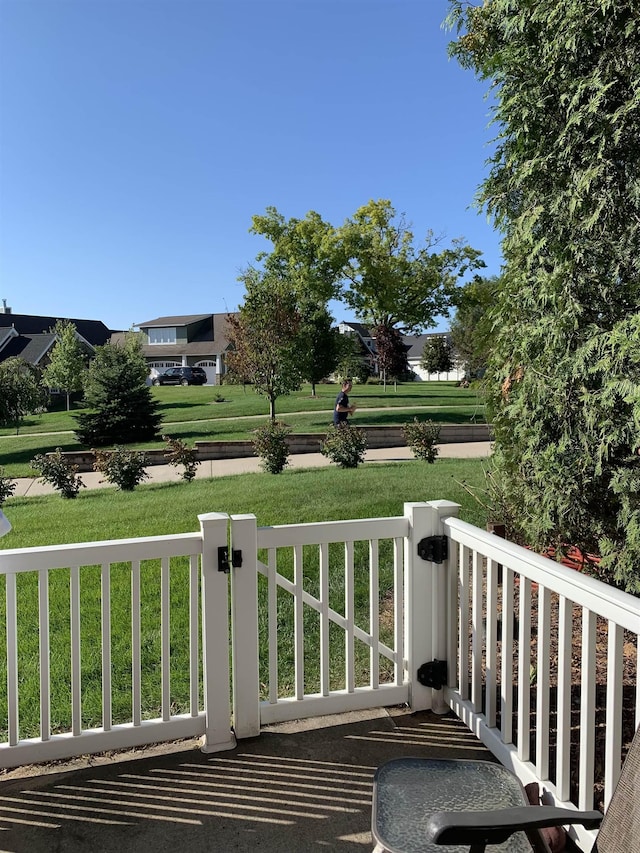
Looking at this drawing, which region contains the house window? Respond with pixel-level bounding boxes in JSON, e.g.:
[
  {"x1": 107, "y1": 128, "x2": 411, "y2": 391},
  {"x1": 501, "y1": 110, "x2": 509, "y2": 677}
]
[{"x1": 148, "y1": 327, "x2": 177, "y2": 344}]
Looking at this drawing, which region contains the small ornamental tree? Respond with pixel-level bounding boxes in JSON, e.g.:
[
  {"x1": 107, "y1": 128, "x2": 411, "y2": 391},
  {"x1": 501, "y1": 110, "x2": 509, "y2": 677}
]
[
  {"x1": 321, "y1": 425, "x2": 368, "y2": 469},
  {"x1": 373, "y1": 324, "x2": 410, "y2": 388},
  {"x1": 252, "y1": 420, "x2": 291, "y2": 474},
  {"x1": 163, "y1": 435, "x2": 200, "y2": 482},
  {"x1": 0, "y1": 357, "x2": 48, "y2": 433},
  {"x1": 74, "y1": 335, "x2": 161, "y2": 446},
  {"x1": 420, "y1": 336, "x2": 454, "y2": 376},
  {"x1": 403, "y1": 418, "x2": 440, "y2": 463},
  {"x1": 93, "y1": 447, "x2": 149, "y2": 491},
  {"x1": 226, "y1": 269, "x2": 303, "y2": 420},
  {"x1": 42, "y1": 320, "x2": 87, "y2": 410},
  {"x1": 31, "y1": 449, "x2": 85, "y2": 498},
  {"x1": 0, "y1": 467, "x2": 16, "y2": 506}
]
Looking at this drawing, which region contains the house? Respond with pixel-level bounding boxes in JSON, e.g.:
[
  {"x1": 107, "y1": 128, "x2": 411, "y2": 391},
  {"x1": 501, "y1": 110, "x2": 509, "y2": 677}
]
[
  {"x1": 135, "y1": 313, "x2": 235, "y2": 385},
  {"x1": 402, "y1": 332, "x2": 465, "y2": 382},
  {"x1": 337, "y1": 320, "x2": 378, "y2": 375},
  {"x1": 338, "y1": 319, "x2": 465, "y2": 381},
  {"x1": 0, "y1": 302, "x2": 116, "y2": 369}
]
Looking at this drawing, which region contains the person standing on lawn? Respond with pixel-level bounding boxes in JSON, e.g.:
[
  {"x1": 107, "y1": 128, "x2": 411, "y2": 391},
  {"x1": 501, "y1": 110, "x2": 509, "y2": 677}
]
[{"x1": 333, "y1": 379, "x2": 357, "y2": 426}]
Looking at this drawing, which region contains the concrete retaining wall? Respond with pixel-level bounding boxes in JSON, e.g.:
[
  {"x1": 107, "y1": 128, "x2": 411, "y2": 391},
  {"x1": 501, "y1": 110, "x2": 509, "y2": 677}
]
[{"x1": 52, "y1": 423, "x2": 491, "y2": 471}]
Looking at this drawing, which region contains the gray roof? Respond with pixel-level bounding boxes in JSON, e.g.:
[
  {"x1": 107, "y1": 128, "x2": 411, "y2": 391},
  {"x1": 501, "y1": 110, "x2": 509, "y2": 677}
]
[
  {"x1": 402, "y1": 333, "x2": 450, "y2": 359},
  {"x1": 0, "y1": 333, "x2": 57, "y2": 365},
  {"x1": 137, "y1": 314, "x2": 213, "y2": 328},
  {"x1": 0, "y1": 312, "x2": 115, "y2": 346}
]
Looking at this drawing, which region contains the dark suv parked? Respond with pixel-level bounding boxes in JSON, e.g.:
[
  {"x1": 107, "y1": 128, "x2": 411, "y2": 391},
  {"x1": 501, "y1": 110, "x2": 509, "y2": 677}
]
[{"x1": 152, "y1": 366, "x2": 207, "y2": 386}]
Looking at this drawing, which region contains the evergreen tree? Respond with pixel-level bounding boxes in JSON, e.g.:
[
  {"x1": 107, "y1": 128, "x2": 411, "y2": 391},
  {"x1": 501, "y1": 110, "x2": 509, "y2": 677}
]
[
  {"x1": 74, "y1": 335, "x2": 161, "y2": 446},
  {"x1": 42, "y1": 320, "x2": 87, "y2": 410},
  {"x1": 449, "y1": 0, "x2": 640, "y2": 590}
]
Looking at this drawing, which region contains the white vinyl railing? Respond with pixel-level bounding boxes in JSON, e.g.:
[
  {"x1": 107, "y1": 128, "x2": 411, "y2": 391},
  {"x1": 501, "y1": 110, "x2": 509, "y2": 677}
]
[
  {"x1": 0, "y1": 513, "x2": 235, "y2": 767},
  {"x1": 439, "y1": 515, "x2": 640, "y2": 851},
  {"x1": 2, "y1": 500, "x2": 639, "y2": 853}
]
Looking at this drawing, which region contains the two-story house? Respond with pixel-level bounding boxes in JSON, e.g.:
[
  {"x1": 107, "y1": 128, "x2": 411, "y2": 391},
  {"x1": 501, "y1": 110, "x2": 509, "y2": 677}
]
[{"x1": 135, "y1": 313, "x2": 235, "y2": 385}]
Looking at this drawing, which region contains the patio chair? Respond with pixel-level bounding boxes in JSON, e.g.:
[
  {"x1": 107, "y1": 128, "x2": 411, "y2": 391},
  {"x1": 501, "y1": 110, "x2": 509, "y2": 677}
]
[{"x1": 371, "y1": 724, "x2": 640, "y2": 853}]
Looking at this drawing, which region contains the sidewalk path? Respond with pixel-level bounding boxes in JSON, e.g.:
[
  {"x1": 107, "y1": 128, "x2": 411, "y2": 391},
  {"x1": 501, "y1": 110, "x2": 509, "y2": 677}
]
[{"x1": 12, "y1": 442, "x2": 492, "y2": 498}]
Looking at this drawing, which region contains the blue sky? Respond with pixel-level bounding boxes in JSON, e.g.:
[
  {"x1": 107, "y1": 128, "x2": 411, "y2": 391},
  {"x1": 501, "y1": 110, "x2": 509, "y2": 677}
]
[{"x1": 0, "y1": 0, "x2": 500, "y2": 333}]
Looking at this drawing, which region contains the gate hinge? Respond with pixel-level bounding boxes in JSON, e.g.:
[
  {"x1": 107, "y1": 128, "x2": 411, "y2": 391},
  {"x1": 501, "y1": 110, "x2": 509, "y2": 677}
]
[
  {"x1": 218, "y1": 546, "x2": 243, "y2": 573},
  {"x1": 417, "y1": 659, "x2": 448, "y2": 690},
  {"x1": 417, "y1": 535, "x2": 448, "y2": 564}
]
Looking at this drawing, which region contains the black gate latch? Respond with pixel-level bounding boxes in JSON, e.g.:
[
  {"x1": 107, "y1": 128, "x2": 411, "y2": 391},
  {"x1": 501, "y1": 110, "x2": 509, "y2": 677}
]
[
  {"x1": 417, "y1": 659, "x2": 448, "y2": 690},
  {"x1": 218, "y1": 547, "x2": 243, "y2": 573},
  {"x1": 417, "y1": 535, "x2": 448, "y2": 564}
]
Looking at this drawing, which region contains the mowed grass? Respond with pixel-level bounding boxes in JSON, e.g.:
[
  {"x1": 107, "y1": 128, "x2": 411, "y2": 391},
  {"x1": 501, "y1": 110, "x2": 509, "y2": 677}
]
[
  {"x1": 0, "y1": 381, "x2": 487, "y2": 477},
  {"x1": 0, "y1": 458, "x2": 490, "y2": 740}
]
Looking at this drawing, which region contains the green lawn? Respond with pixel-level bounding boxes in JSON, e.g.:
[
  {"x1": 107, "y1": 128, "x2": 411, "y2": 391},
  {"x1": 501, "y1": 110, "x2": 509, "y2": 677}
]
[
  {"x1": 0, "y1": 381, "x2": 487, "y2": 478},
  {"x1": 0, "y1": 458, "x2": 490, "y2": 740}
]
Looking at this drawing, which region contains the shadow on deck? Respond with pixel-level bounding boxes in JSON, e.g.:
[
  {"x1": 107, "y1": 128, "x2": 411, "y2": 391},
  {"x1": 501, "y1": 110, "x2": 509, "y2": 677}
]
[{"x1": 0, "y1": 709, "x2": 492, "y2": 852}]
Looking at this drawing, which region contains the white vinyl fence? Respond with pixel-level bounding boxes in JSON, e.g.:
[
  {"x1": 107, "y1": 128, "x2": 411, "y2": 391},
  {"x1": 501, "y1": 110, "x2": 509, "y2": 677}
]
[{"x1": 2, "y1": 501, "x2": 639, "y2": 852}]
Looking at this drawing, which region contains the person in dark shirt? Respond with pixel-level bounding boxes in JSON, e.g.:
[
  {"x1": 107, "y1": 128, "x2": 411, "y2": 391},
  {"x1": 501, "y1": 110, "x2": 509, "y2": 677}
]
[{"x1": 333, "y1": 380, "x2": 356, "y2": 425}]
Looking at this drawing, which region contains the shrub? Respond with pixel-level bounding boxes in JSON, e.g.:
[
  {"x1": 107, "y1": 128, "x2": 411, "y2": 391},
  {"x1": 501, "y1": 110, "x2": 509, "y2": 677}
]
[
  {"x1": 30, "y1": 449, "x2": 85, "y2": 498},
  {"x1": 403, "y1": 418, "x2": 441, "y2": 463},
  {"x1": 163, "y1": 435, "x2": 200, "y2": 482},
  {"x1": 93, "y1": 447, "x2": 149, "y2": 491},
  {"x1": 0, "y1": 467, "x2": 16, "y2": 506},
  {"x1": 320, "y1": 425, "x2": 368, "y2": 469},
  {"x1": 252, "y1": 421, "x2": 291, "y2": 474}
]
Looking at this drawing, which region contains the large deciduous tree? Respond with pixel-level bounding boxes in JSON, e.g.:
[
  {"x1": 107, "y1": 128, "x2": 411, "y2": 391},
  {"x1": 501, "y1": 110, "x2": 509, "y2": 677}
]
[
  {"x1": 0, "y1": 357, "x2": 47, "y2": 433},
  {"x1": 74, "y1": 334, "x2": 161, "y2": 446},
  {"x1": 226, "y1": 270, "x2": 303, "y2": 420},
  {"x1": 333, "y1": 199, "x2": 483, "y2": 334},
  {"x1": 42, "y1": 320, "x2": 87, "y2": 410},
  {"x1": 250, "y1": 207, "x2": 342, "y2": 304},
  {"x1": 448, "y1": 0, "x2": 640, "y2": 590}
]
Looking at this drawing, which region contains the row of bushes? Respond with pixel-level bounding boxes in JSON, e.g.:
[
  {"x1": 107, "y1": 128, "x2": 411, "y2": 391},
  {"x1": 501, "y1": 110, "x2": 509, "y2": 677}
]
[
  {"x1": 253, "y1": 417, "x2": 441, "y2": 474},
  {"x1": 1, "y1": 419, "x2": 442, "y2": 500}
]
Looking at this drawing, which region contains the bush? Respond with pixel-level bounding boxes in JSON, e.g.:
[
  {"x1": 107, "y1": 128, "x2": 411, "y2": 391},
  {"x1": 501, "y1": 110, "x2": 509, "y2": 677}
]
[
  {"x1": 252, "y1": 421, "x2": 291, "y2": 474},
  {"x1": 163, "y1": 435, "x2": 200, "y2": 482},
  {"x1": 93, "y1": 447, "x2": 149, "y2": 491},
  {"x1": 30, "y1": 449, "x2": 85, "y2": 498},
  {"x1": 0, "y1": 467, "x2": 16, "y2": 506},
  {"x1": 320, "y1": 425, "x2": 368, "y2": 468},
  {"x1": 403, "y1": 418, "x2": 441, "y2": 463}
]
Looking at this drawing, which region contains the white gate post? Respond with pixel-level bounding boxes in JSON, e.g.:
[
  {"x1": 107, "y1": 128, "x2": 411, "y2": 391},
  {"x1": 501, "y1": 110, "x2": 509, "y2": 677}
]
[
  {"x1": 199, "y1": 512, "x2": 236, "y2": 754},
  {"x1": 229, "y1": 514, "x2": 261, "y2": 739},
  {"x1": 404, "y1": 502, "x2": 434, "y2": 712},
  {"x1": 404, "y1": 501, "x2": 460, "y2": 713},
  {"x1": 426, "y1": 500, "x2": 460, "y2": 714}
]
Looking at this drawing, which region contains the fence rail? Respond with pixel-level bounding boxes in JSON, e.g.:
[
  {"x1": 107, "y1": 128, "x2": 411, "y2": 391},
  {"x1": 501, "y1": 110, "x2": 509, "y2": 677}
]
[{"x1": 442, "y1": 515, "x2": 640, "y2": 851}]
